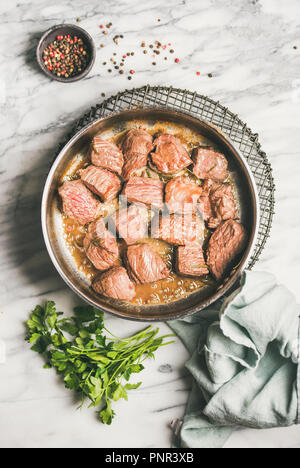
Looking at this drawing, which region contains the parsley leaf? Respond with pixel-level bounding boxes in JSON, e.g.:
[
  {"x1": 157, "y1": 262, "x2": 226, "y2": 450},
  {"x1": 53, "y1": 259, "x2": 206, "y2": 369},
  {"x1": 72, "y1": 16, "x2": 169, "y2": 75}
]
[{"x1": 25, "y1": 301, "x2": 174, "y2": 424}]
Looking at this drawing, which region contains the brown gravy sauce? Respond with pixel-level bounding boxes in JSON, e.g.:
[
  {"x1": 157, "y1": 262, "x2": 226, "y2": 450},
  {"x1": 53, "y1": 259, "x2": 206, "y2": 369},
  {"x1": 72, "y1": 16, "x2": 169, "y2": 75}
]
[{"x1": 60, "y1": 121, "x2": 217, "y2": 306}]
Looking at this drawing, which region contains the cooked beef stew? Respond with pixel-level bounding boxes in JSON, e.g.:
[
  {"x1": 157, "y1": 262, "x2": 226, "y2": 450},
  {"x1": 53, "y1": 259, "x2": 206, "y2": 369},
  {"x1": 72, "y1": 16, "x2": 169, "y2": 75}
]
[{"x1": 58, "y1": 125, "x2": 247, "y2": 307}]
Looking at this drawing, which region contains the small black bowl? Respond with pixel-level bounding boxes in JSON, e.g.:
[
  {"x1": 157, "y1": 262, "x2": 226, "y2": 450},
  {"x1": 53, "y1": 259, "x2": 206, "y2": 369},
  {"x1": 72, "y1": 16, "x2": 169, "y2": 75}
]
[{"x1": 36, "y1": 23, "x2": 96, "y2": 83}]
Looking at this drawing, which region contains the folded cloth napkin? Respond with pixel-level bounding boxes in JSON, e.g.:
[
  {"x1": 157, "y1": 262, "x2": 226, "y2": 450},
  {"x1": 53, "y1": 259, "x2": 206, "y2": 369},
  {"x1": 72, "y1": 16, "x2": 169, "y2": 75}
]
[{"x1": 168, "y1": 271, "x2": 300, "y2": 448}]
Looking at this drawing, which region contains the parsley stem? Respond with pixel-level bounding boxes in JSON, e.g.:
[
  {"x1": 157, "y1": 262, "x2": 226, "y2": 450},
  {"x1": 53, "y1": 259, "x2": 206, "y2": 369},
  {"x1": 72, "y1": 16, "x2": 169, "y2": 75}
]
[{"x1": 26, "y1": 301, "x2": 175, "y2": 425}]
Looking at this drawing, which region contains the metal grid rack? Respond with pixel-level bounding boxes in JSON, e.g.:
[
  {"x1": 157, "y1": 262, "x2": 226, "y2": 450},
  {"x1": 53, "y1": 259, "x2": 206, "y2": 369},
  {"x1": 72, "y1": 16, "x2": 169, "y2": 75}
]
[{"x1": 70, "y1": 85, "x2": 275, "y2": 269}]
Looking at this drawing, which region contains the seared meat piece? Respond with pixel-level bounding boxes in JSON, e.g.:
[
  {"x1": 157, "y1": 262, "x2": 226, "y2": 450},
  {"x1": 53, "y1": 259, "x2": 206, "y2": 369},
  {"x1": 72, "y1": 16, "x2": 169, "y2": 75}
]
[
  {"x1": 125, "y1": 243, "x2": 170, "y2": 284},
  {"x1": 111, "y1": 204, "x2": 148, "y2": 245},
  {"x1": 122, "y1": 128, "x2": 153, "y2": 158},
  {"x1": 121, "y1": 128, "x2": 153, "y2": 179},
  {"x1": 208, "y1": 182, "x2": 237, "y2": 229},
  {"x1": 151, "y1": 134, "x2": 193, "y2": 174},
  {"x1": 122, "y1": 153, "x2": 149, "y2": 180},
  {"x1": 197, "y1": 179, "x2": 236, "y2": 228},
  {"x1": 176, "y1": 244, "x2": 209, "y2": 277},
  {"x1": 80, "y1": 165, "x2": 121, "y2": 202},
  {"x1": 192, "y1": 147, "x2": 228, "y2": 182},
  {"x1": 92, "y1": 266, "x2": 136, "y2": 301},
  {"x1": 153, "y1": 214, "x2": 204, "y2": 245},
  {"x1": 197, "y1": 179, "x2": 214, "y2": 221},
  {"x1": 206, "y1": 219, "x2": 247, "y2": 281},
  {"x1": 122, "y1": 177, "x2": 164, "y2": 209},
  {"x1": 58, "y1": 179, "x2": 99, "y2": 225},
  {"x1": 165, "y1": 177, "x2": 202, "y2": 214},
  {"x1": 83, "y1": 218, "x2": 119, "y2": 271},
  {"x1": 91, "y1": 137, "x2": 124, "y2": 176}
]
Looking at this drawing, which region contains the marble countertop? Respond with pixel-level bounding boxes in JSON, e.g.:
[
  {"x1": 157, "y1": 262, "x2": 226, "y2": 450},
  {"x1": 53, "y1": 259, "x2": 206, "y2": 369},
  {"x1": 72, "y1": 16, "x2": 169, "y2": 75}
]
[{"x1": 1, "y1": 0, "x2": 300, "y2": 448}]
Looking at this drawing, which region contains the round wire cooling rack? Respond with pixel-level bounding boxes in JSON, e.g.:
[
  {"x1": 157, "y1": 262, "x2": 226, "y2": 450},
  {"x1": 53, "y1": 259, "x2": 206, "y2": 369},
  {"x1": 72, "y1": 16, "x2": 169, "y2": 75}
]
[{"x1": 61, "y1": 85, "x2": 275, "y2": 270}]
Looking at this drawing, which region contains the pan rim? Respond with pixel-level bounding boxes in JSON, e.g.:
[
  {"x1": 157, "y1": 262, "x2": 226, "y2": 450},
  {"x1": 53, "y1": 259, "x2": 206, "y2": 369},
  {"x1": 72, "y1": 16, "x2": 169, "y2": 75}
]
[{"x1": 41, "y1": 106, "x2": 260, "y2": 322}]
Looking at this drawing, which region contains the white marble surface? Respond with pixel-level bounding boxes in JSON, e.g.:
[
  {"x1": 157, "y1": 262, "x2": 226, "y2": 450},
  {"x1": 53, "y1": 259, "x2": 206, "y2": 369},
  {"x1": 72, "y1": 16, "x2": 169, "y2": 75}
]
[{"x1": 1, "y1": 0, "x2": 300, "y2": 448}]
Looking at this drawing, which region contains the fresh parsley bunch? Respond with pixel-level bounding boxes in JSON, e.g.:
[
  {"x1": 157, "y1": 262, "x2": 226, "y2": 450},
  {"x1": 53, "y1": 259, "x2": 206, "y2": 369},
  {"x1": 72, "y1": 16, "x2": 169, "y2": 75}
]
[{"x1": 26, "y1": 301, "x2": 174, "y2": 424}]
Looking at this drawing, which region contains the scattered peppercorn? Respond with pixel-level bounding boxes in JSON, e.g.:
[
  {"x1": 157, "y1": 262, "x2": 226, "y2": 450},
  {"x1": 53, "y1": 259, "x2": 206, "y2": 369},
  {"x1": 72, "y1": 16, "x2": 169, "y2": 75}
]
[
  {"x1": 108, "y1": 69, "x2": 112, "y2": 72},
  {"x1": 101, "y1": 92, "x2": 105, "y2": 97},
  {"x1": 42, "y1": 34, "x2": 89, "y2": 79},
  {"x1": 76, "y1": 18, "x2": 82, "y2": 22},
  {"x1": 208, "y1": 73, "x2": 213, "y2": 78},
  {"x1": 96, "y1": 29, "x2": 179, "y2": 81}
]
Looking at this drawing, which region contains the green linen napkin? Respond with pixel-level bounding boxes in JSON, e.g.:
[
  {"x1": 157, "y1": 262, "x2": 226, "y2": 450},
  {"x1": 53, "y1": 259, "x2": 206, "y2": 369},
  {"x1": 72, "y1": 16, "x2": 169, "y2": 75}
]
[{"x1": 168, "y1": 271, "x2": 300, "y2": 448}]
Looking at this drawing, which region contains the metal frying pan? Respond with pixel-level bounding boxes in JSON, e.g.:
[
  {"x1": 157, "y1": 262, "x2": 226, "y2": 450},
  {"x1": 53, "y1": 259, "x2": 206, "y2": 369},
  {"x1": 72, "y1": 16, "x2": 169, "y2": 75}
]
[{"x1": 41, "y1": 107, "x2": 259, "y2": 321}]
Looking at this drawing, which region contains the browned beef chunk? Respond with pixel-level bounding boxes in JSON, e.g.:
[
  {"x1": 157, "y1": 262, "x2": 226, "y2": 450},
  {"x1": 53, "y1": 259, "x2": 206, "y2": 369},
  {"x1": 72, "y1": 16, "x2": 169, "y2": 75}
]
[
  {"x1": 151, "y1": 134, "x2": 192, "y2": 174},
  {"x1": 122, "y1": 128, "x2": 153, "y2": 158},
  {"x1": 153, "y1": 214, "x2": 204, "y2": 245},
  {"x1": 165, "y1": 177, "x2": 202, "y2": 214},
  {"x1": 197, "y1": 179, "x2": 214, "y2": 221},
  {"x1": 121, "y1": 128, "x2": 153, "y2": 179},
  {"x1": 80, "y1": 165, "x2": 121, "y2": 202},
  {"x1": 208, "y1": 182, "x2": 237, "y2": 229},
  {"x1": 206, "y1": 219, "x2": 247, "y2": 281},
  {"x1": 122, "y1": 153, "x2": 149, "y2": 180},
  {"x1": 83, "y1": 218, "x2": 119, "y2": 271},
  {"x1": 122, "y1": 177, "x2": 164, "y2": 209},
  {"x1": 91, "y1": 137, "x2": 124, "y2": 176},
  {"x1": 197, "y1": 179, "x2": 236, "y2": 228},
  {"x1": 192, "y1": 147, "x2": 228, "y2": 182},
  {"x1": 111, "y1": 204, "x2": 148, "y2": 245},
  {"x1": 58, "y1": 179, "x2": 99, "y2": 225},
  {"x1": 176, "y1": 244, "x2": 209, "y2": 277},
  {"x1": 125, "y1": 243, "x2": 170, "y2": 284},
  {"x1": 92, "y1": 266, "x2": 136, "y2": 301}
]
